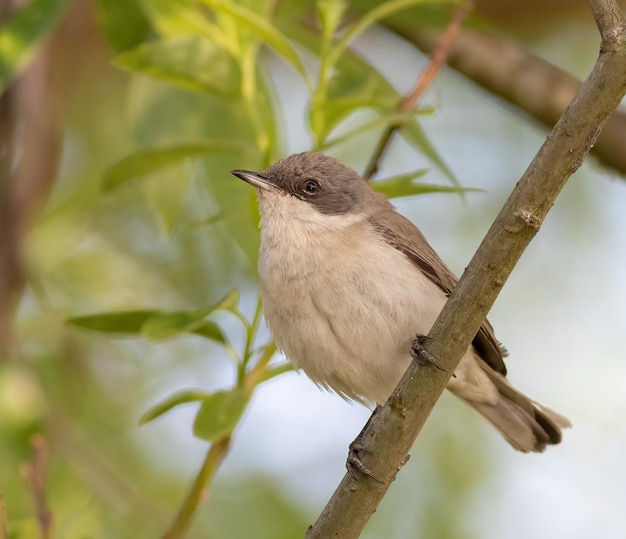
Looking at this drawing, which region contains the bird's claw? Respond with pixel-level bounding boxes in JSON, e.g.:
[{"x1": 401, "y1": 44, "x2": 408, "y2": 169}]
[
  {"x1": 410, "y1": 334, "x2": 446, "y2": 372},
  {"x1": 347, "y1": 440, "x2": 385, "y2": 484}
]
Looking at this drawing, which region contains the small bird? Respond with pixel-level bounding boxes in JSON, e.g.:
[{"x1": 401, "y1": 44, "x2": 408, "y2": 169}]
[{"x1": 232, "y1": 152, "x2": 570, "y2": 453}]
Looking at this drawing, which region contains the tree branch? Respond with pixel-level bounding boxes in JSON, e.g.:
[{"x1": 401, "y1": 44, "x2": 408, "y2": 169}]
[
  {"x1": 306, "y1": 1, "x2": 626, "y2": 537},
  {"x1": 0, "y1": 2, "x2": 61, "y2": 352},
  {"x1": 385, "y1": 16, "x2": 626, "y2": 176}
]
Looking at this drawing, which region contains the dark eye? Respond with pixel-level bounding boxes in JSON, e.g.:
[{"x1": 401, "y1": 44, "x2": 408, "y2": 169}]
[{"x1": 302, "y1": 179, "x2": 320, "y2": 195}]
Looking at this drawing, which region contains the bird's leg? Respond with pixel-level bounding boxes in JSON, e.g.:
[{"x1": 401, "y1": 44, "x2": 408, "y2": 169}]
[
  {"x1": 346, "y1": 406, "x2": 385, "y2": 484},
  {"x1": 410, "y1": 334, "x2": 446, "y2": 371},
  {"x1": 411, "y1": 335, "x2": 457, "y2": 377}
]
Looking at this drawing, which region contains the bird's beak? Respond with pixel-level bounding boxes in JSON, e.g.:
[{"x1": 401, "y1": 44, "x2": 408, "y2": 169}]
[{"x1": 231, "y1": 169, "x2": 276, "y2": 191}]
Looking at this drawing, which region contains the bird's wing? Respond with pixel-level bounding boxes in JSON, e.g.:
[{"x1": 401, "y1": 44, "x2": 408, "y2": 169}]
[{"x1": 368, "y1": 209, "x2": 508, "y2": 376}]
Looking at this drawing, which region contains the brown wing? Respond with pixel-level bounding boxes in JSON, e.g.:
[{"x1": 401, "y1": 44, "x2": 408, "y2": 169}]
[{"x1": 368, "y1": 208, "x2": 508, "y2": 376}]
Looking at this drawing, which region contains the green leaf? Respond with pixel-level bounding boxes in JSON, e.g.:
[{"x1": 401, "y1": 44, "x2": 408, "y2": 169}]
[
  {"x1": 0, "y1": 0, "x2": 72, "y2": 94},
  {"x1": 140, "y1": 290, "x2": 238, "y2": 342},
  {"x1": 190, "y1": 321, "x2": 227, "y2": 343},
  {"x1": 141, "y1": 308, "x2": 218, "y2": 342},
  {"x1": 402, "y1": 118, "x2": 459, "y2": 186},
  {"x1": 285, "y1": 14, "x2": 457, "y2": 182},
  {"x1": 211, "y1": 288, "x2": 240, "y2": 313},
  {"x1": 139, "y1": 389, "x2": 210, "y2": 425},
  {"x1": 103, "y1": 140, "x2": 249, "y2": 190},
  {"x1": 96, "y1": 0, "x2": 151, "y2": 53},
  {"x1": 312, "y1": 55, "x2": 396, "y2": 142},
  {"x1": 326, "y1": 0, "x2": 431, "y2": 70},
  {"x1": 373, "y1": 171, "x2": 484, "y2": 199},
  {"x1": 201, "y1": 0, "x2": 307, "y2": 81},
  {"x1": 193, "y1": 388, "x2": 248, "y2": 441},
  {"x1": 67, "y1": 291, "x2": 238, "y2": 342},
  {"x1": 316, "y1": 0, "x2": 347, "y2": 45},
  {"x1": 320, "y1": 110, "x2": 419, "y2": 150},
  {"x1": 67, "y1": 310, "x2": 159, "y2": 334},
  {"x1": 113, "y1": 36, "x2": 240, "y2": 96},
  {"x1": 137, "y1": 0, "x2": 218, "y2": 40}
]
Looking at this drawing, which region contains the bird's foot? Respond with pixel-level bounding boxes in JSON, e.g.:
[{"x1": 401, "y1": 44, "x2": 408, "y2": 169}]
[
  {"x1": 347, "y1": 440, "x2": 384, "y2": 484},
  {"x1": 346, "y1": 406, "x2": 385, "y2": 484},
  {"x1": 410, "y1": 334, "x2": 446, "y2": 372}
]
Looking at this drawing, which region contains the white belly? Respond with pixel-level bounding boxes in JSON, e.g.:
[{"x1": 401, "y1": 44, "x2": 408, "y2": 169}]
[{"x1": 258, "y1": 215, "x2": 449, "y2": 405}]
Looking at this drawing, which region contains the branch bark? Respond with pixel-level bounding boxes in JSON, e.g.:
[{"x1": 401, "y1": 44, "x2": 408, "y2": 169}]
[
  {"x1": 0, "y1": 4, "x2": 61, "y2": 352},
  {"x1": 306, "y1": 1, "x2": 626, "y2": 537},
  {"x1": 385, "y1": 18, "x2": 626, "y2": 177}
]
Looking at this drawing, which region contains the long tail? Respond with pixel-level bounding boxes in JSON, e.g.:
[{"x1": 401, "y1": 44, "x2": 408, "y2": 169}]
[{"x1": 449, "y1": 358, "x2": 571, "y2": 453}]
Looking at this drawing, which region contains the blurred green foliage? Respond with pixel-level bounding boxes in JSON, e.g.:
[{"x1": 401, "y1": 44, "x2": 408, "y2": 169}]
[
  {"x1": 0, "y1": 0, "x2": 73, "y2": 93},
  {"x1": 0, "y1": 0, "x2": 497, "y2": 537}
]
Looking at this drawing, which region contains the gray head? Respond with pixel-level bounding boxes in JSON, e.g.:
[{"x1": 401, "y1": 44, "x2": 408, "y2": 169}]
[{"x1": 231, "y1": 152, "x2": 375, "y2": 215}]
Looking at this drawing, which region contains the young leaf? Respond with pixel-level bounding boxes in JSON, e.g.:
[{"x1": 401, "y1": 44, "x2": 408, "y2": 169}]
[
  {"x1": 141, "y1": 308, "x2": 217, "y2": 342},
  {"x1": 140, "y1": 290, "x2": 238, "y2": 342},
  {"x1": 139, "y1": 389, "x2": 210, "y2": 426},
  {"x1": 311, "y1": 58, "x2": 395, "y2": 143},
  {"x1": 401, "y1": 118, "x2": 459, "y2": 186},
  {"x1": 201, "y1": 0, "x2": 307, "y2": 81},
  {"x1": 0, "y1": 0, "x2": 72, "y2": 93},
  {"x1": 186, "y1": 290, "x2": 239, "y2": 342},
  {"x1": 283, "y1": 15, "x2": 457, "y2": 182},
  {"x1": 193, "y1": 388, "x2": 248, "y2": 442},
  {"x1": 316, "y1": 0, "x2": 347, "y2": 44},
  {"x1": 103, "y1": 140, "x2": 248, "y2": 190},
  {"x1": 190, "y1": 321, "x2": 227, "y2": 343},
  {"x1": 67, "y1": 310, "x2": 159, "y2": 335},
  {"x1": 211, "y1": 288, "x2": 240, "y2": 313},
  {"x1": 326, "y1": 0, "x2": 431, "y2": 71},
  {"x1": 113, "y1": 36, "x2": 241, "y2": 96},
  {"x1": 137, "y1": 0, "x2": 218, "y2": 40},
  {"x1": 320, "y1": 110, "x2": 419, "y2": 150},
  {"x1": 373, "y1": 171, "x2": 484, "y2": 199}
]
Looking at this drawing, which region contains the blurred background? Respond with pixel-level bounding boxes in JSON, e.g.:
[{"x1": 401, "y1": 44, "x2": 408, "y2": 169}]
[{"x1": 1, "y1": 0, "x2": 625, "y2": 537}]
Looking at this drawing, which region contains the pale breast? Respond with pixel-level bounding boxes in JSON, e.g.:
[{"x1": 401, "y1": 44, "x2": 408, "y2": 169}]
[{"x1": 258, "y1": 212, "x2": 449, "y2": 405}]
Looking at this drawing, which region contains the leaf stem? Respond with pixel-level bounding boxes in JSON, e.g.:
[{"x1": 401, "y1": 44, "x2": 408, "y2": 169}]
[
  {"x1": 163, "y1": 436, "x2": 231, "y2": 539},
  {"x1": 246, "y1": 297, "x2": 264, "y2": 354},
  {"x1": 245, "y1": 342, "x2": 277, "y2": 392}
]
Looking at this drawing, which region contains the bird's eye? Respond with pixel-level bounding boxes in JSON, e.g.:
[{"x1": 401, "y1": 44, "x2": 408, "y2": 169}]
[{"x1": 303, "y1": 179, "x2": 320, "y2": 195}]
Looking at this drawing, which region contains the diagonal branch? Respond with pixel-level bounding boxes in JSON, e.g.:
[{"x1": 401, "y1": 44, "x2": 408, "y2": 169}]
[
  {"x1": 386, "y1": 20, "x2": 626, "y2": 177},
  {"x1": 306, "y1": 1, "x2": 626, "y2": 537}
]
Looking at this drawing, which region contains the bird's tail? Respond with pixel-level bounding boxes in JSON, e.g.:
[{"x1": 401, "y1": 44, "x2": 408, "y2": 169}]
[{"x1": 450, "y1": 359, "x2": 571, "y2": 453}]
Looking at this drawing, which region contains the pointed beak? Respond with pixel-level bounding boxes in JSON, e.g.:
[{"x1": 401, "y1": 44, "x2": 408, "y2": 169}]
[{"x1": 231, "y1": 169, "x2": 277, "y2": 191}]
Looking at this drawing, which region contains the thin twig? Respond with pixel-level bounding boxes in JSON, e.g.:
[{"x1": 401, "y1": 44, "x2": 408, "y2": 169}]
[
  {"x1": 21, "y1": 435, "x2": 53, "y2": 539},
  {"x1": 306, "y1": 1, "x2": 626, "y2": 537},
  {"x1": 163, "y1": 343, "x2": 275, "y2": 537},
  {"x1": 363, "y1": 3, "x2": 473, "y2": 179},
  {"x1": 0, "y1": 487, "x2": 8, "y2": 539},
  {"x1": 163, "y1": 436, "x2": 231, "y2": 539}
]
